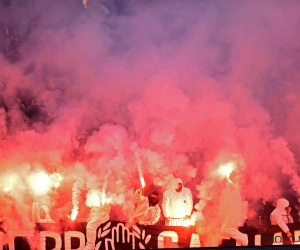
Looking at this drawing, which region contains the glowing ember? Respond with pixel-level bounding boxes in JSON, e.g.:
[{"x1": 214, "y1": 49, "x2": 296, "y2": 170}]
[
  {"x1": 29, "y1": 172, "x2": 51, "y2": 196},
  {"x1": 217, "y1": 162, "x2": 235, "y2": 179}
]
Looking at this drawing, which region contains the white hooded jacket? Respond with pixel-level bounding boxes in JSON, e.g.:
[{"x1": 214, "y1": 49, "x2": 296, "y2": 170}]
[
  {"x1": 85, "y1": 204, "x2": 110, "y2": 250},
  {"x1": 218, "y1": 180, "x2": 245, "y2": 229},
  {"x1": 270, "y1": 198, "x2": 289, "y2": 233},
  {"x1": 162, "y1": 178, "x2": 193, "y2": 218}
]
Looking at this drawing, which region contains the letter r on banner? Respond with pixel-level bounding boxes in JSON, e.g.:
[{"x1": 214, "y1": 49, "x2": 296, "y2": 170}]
[{"x1": 65, "y1": 231, "x2": 85, "y2": 250}]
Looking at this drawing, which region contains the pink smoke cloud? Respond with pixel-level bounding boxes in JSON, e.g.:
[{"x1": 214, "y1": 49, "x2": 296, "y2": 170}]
[{"x1": 1, "y1": 0, "x2": 300, "y2": 247}]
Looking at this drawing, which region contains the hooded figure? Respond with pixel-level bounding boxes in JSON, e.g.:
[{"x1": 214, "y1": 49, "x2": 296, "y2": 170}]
[
  {"x1": 218, "y1": 178, "x2": 248, "y2": 246},
  {"x1": 133, "y1": 190, "x2": 161, "y2": 225},
  {"x1": 84, "y1": 204, "x2": 110, "y2": 250},
  {"x1": 270, "y1": 198, "x2": 292, "y2": 235},
  {"x1": 162, "y1": 178, "x2": 193, "y2": 226}
]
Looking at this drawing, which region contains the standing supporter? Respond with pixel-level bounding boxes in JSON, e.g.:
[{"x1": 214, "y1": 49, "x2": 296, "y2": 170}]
[{"x1": 162, "y1": 178, "x2": 193, "y2": 226}]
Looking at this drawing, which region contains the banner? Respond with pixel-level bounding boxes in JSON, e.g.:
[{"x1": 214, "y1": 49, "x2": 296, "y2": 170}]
[
  {"x1": 1, "y1": 221, "x2": 300, "y2": 249},
  {"x1": 94, "y1": 221, "x2": 198, "y2": 249}
]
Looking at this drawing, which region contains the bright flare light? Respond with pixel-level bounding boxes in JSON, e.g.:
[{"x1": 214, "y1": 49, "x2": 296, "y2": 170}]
[
  {"x1": 86, "y1": 189, "x2": 111, "y2": 208},
  {"x1": 86, "y1": 190, "x2": 101, "y2": 207},
  {"x1": 101, "y1": 190, "x2": 106, "y2": 205},
  {"x1": 140, "y1": 176, "x2": 145, "y2": 188},
  {"x1": 217, "y1": 162, "x2": 235, "y2": 179},
  {"x1": 4, "y1": 186, "x2": 11, "y2": 192},
  {"x1": 71, "y1": 208, "x2": 78, "y2": 221},
  {"x1": 29, "y1": 172, "x2": 51, "y2": 195},
  {"x1": 183, "y1": 219, "x2": 191, "y2": 227},
  {"x1": 101, "y1": 189, "x2": 111, "y2": 204}
]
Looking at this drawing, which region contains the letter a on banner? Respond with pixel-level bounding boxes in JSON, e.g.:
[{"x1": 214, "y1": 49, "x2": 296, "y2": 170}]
[
  {"x1": 294, "y1": 230, "x2": 300, "y2": 245},
  {"x1": 40, "y1": 231, "x2": 62, "y2": 250},
  {"x1": 65, "y1": 231, "x2": 85, "y2": 250},
  {"x1": 190, "y1": 233, "x2": 201, "y2": 247}
]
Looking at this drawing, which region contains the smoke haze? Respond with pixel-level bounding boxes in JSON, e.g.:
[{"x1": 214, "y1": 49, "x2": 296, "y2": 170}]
[{"x1": 1, "y1": 0, "x2": 300, "y2": 246}]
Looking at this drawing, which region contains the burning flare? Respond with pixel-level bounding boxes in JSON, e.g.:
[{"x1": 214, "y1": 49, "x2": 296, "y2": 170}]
[
  {"x1": 71, "y1": 179, "x2": 82, "y2": 221},
  {"x1": 101, "y1": 189, "x2": 107, "y2": 205},
  {"x1": 29, "y1": 172, "x2": 51, "y2": 196},
  {"x1": 183, "y1": 219, "x2": 191, "y2": 227},
  {"x1": 217, "y1": 162, "x2": 235, "y2": 179},
  {"x1": 86, "y1": 189, "x2": 111, "y2": 208},
  {"x1": 140, "y1": 176, "x2": 145, "y2": 188},
  {"x1": 86, "y1": 190, "x2": 101, "y2": 207},
  {"x1": 71, "y1": 207, "x2": 78, "y2": 221},
  {"x1": 131, "y1": 143, "x2": 146, "y2": 189}
]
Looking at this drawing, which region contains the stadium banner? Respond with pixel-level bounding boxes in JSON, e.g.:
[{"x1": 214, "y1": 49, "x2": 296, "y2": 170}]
[{"x1": 1, "y1": 221, "x2": 300, "y2": 249}]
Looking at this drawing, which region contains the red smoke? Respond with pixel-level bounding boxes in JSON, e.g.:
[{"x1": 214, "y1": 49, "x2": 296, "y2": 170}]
[{"x1": 1, "y1": 0, "x2": 300, "y2": 247}]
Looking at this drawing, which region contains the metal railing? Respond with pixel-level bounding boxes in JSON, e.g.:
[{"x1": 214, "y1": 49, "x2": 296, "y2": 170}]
[{"x1": 155, "y1": 218, "x2": 192, "y2": 227}]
